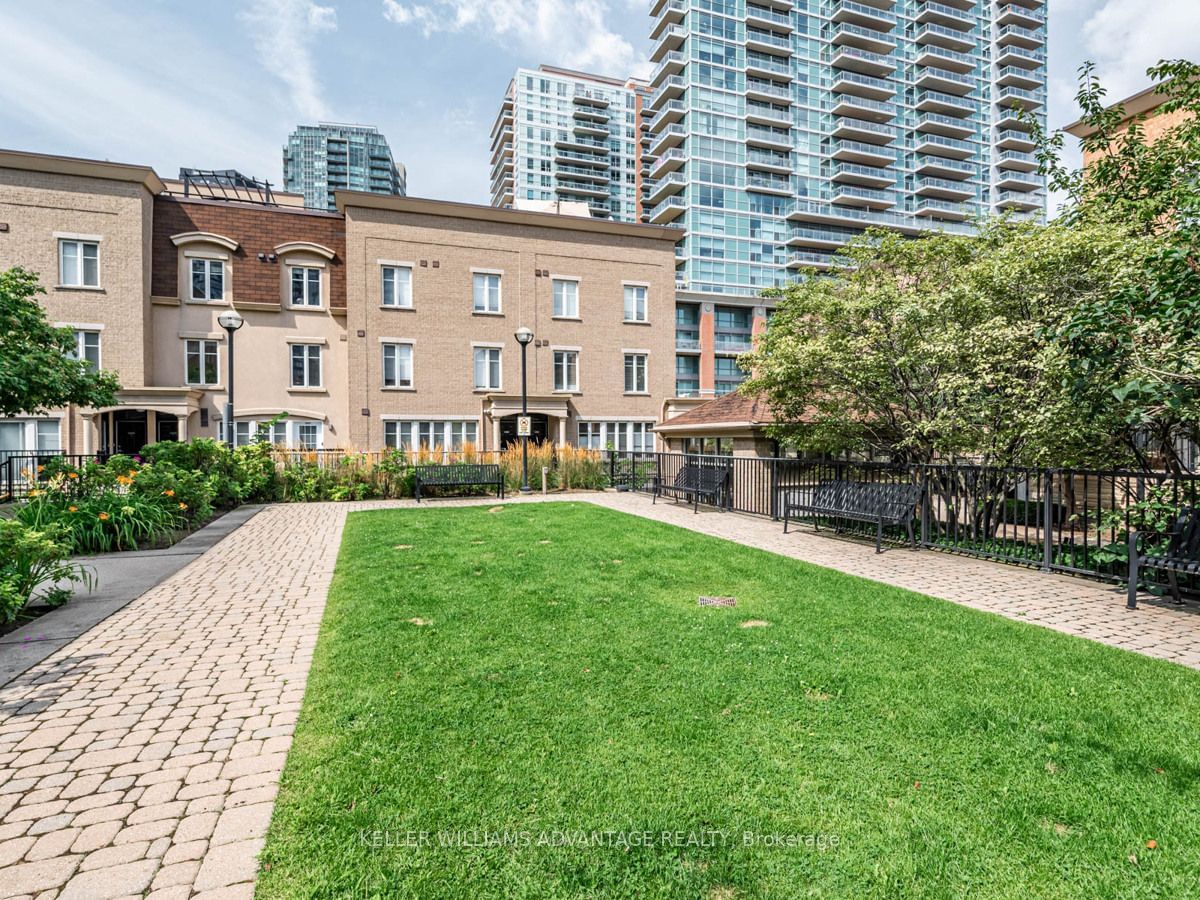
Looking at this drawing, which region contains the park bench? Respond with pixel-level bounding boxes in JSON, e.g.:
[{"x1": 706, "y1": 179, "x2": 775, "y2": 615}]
[
  {"x1": 652, "y1": 463, "x2": 731, "y2": 513},
  {"x1": 1127, "y1": 506, "x2": 1200, "y2": 609},
  {"x1": 413, "y1": 463, "x2": 504, "y2": 502},
  {"x1": 783, "y1": 480, "x2": 921, "y2": 553}
]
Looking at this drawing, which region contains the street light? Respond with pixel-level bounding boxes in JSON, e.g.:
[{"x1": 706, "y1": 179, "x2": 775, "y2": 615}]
[
  {"x1": 217, "y1": 311, "x2": 244, "y2": 446},
  {"x1": 514, "y1": 326, "x2": 534, "y2": 494}
]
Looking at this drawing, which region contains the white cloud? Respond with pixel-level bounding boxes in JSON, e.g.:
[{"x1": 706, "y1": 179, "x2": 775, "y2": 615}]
[
  {"x1": 1078, "y1": 0, "x2": 1200, "y2": 102},
  {"x1": 382, "y1": 0, "x2": 647, "y2": 79},
  {"x1": 240, "y1": 0, "x2": 338, "y2": 120}
]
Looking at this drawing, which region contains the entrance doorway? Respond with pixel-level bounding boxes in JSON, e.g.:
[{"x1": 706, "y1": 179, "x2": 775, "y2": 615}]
[
  {"x1": 499, "y1": 413, "x2": 548, "y2": 448},
  {"x1": 113, "y1": 410, "x2": 148, "y2": 456}
]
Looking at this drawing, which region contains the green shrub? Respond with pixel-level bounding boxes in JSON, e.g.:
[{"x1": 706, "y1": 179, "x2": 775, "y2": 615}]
[{"x1": 0, "y1": 520, "x2": 90, "y2": 625}]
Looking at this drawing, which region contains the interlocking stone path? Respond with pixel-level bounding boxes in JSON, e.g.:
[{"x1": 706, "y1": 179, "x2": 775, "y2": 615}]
[{"x1": 1, "y1": 491, "x2": 1197, "y2": 899}]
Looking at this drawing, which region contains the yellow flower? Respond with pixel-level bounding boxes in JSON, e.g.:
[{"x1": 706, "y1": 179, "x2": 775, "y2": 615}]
[
  {"x1": 178, "y1": 502, "x2": 188, "y2": 511},
  {"x1": 163, "y1": 489, "x2": 175, "y2": 497},
  {"x1": 20, "y1": 468, "x2": 31, "y2": 478},
  {"x1": 28, "y1": 489, "x2": 41, "y2": 497},
  {"x1": 98, "y1": 512, "x2": 110, "y2": 521},
  {"x1": 121, "y1": 506, "x2": 135, "y2": 515},
  {"x1": 68, "y1": 506, "x2": 78, "y2": 513}
]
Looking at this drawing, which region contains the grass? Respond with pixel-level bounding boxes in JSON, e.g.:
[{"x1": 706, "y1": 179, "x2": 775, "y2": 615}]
[{"x1": 258, "y1": 503, "x2": 1200, "y2": 898}]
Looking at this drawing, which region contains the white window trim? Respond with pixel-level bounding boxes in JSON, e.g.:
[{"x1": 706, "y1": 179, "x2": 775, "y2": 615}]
[
  {"x1": 70, "y1": 330, "x2": 102, "y2": 370},
  {"x1": 288, "y1": 265, "x2": 324, "y2": 309},
  {"x1": 471, "y1": 271, "x2": 503, "y2": 315},
  {"x1": 471, "y1": 345, "x2": 503, "y2": 392},
  {"x1": 622, "y1": 281, "x2": 650, "y2": 323},
  {"x1": 183, "y1": 338, "x2": 221, "y2": 388},
  {"x1": 55, "y1": 322, "x2": 105, "y2": 331},
  {"x1": 58, "y1": 238, "x2": 101, "y2": 289},
  {"x1": 623, "y1": 351, "x2": 649, "y2": 395},
  {"x1": 53, "y1": 232, "x2": 103, "y2": 242},
  {"x1": 552, "y1": 347, "x2": 581, "y2": 394},
  {"x1": 551, "y1": 275, "x2": 581, "y2": 320},
  {"x1": 189, "y1": 257, "x2": 226, "y2": 303},
  {"x1": 285, "y1": 336, "x2": 329, "y2": 345},
  {"x1": 289, "y1": 343, "x2": 324, "y2": 390},
  {"x1": 379, "y1": 261, "x2": 415, "y2": 309},
  {"x1": 380, "y1": 340, "x2": 415, "y2": 391}
]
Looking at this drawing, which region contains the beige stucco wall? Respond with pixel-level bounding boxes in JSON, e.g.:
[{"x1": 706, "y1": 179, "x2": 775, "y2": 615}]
[
  {"x1": 343, "y1": 205, "x2": 677, "y2": 450},
  {"x1": 0, "y1": 167, "x2": 154, "y2": 453}
]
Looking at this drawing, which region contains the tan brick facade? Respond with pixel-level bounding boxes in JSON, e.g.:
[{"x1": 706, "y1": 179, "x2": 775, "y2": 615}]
[
  {"x1": 1, "y1": 151, "x2": 682, "y2": 458},
  {"x1": 342, "y1": 196, "x2": 678, "y2": 450}
]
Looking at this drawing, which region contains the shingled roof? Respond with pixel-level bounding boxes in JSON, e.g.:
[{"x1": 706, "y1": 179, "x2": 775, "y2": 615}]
[{"x1": 655, "y1": 391, "x2": 776, "y2": 431}]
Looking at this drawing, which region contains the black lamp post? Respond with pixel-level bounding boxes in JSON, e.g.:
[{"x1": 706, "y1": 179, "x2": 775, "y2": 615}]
[
  {"x1": 514, "y1": 326, "x2": 534, "y2": 494},
  {"x1": 217, "y1": 310, "x2": 244, "y2": 445}
]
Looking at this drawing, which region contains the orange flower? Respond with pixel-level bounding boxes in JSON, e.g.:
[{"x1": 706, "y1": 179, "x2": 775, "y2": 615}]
[
  {"x1": 163, "y1": 489, "x2": 175, "y2": 497},
  {"x1": 28, "y1": 489, "x2": 41, "y2": 498},
  {"x1": 128, "y1": 470, "x2": 137, "y2": 478},
  {"x1": 68, "y1": 472, "x2": 79, "y2": 480},
  {"x1": 117, "y1": 475, "x2": 132, "y2": 486},
  {"x1": 68, "y1": 505, "x2": 77, "y2": 513},
  {"x1": 36, "y1": 465, "x2": 45, "y2": 473},
  {"x1": 98, "y1": 512, "x2": 110, "y2": 521},
  {"x1": 178, "y1": 502, "x2": 188, "y2": 511},
  {"x1": 19, "y1": 468, "x2": 31, "y2": 478}
]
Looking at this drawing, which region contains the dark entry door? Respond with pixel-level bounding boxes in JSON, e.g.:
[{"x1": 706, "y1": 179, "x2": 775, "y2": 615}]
[
  {"x1": 156, "y1": 417, "x2": 179, "y2": 443},
  {"x1": 113, "y1": 411, "x2": 148, "y2": 456},
  {"x1": 499, "y1": 413, "x2": 548, "y2": 448}
]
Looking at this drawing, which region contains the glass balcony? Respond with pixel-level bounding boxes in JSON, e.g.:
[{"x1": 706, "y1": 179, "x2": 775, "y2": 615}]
[
  {"x1": 747, "y1": 4, "x2": 794, "y2": 31},
  {"x1": 649, "y1": 195, "x2": 687, "y2": 224},
  {"x1": 996, "y1": 150, "x2": 1038, "y2": 172},
  {"x1": 831, "y1": 162, "x2": 894, "y2": 189},
  {"x1": 831, "y1": 23, "x2": 896, "y2": 55},
  {"x1": 830, "y1": 93, "x2": 896, "y2": 122},
  {"x1": 650, "y1": 24, "x2": 688, "y2": 62},
  {"x1": 746, "y1": 53, "x2": 793, "y2": 79},
  {"x1": 915, "y1": 44, "x2": 974, "y2": 74},
  {"x1": 650, "y1": 0, "x2": 686, "y2": 35},
  {"x1": 649, "y1": 124, "x2": 687, "y2": 156},
  {"x1": 997, "y1": 3, "x2": 1045, "y2": 28},
  {"x1": 649, "y1": 100, "x2": 686, "y2": 131},
  {"x1": 914, "y1": 177, "x2": 974, "y2": 201},
  {"x1": 915, "y1": 22, "x2": 975, "y2": 53},
  {"x1": 789, "y1": 199, "x2": 978, "y2": 236},
  {"x1": 831, "y1": 46, "x2": 897, "y2": 78},
  {"x1": 788, "y1": 251, "x2": 843, "y2": 270},
  {"x1": 650, "y1": 76, "x2": 687, "y2": 109},
  {"x1": 996, "y1": 169, "x2": 1042, "y2": 191},
  {"x1": 996, "y1": 190, "x2": 1043, "y2": 211},
  {"x1": 832, "y1": 116, "x2": 896, "y2": 144},
  {"x1": 831, "y1": 139, "x2": 896, "y2": 166},
  {"x1": 647, "y1": 171, "x2": 687, "y2": 204},
  {"x1": 914, "y1": 132, "x2": 976, "y2": 160},
  {"x1": 914, "y1": 154, "x2": 975, "y2": 179},
  {"x1": 915, "y1": 65, "x2": 976, "y2": 96},
  {"x1": 746, "y1": 79, "x2": 792, "y2": 103},
  {"x1": 747, "y1": 148, "x2": 792, "y2": 172},
  {"x1": 915, "y1": 1, "x2": 975, "y2": 31},
  {"x1": 650, "y1": 51, "x2": 686, "y2": 86},
  {"x1": 650, "y1": 148, "x2": 687, "y2": 178},
  {"x1": 997, "y1": 24, "x2": 1045, "y2": 50},
  {"x1": 997, "y1": 43, "x2": 1046, "y2": 69},
  {"x1": 998, "y1": 86, "x2": 1045, "y2": 112},
  {"x1": 675, "y1": 329, "x2": 701, "y2": 351},
  {"x1": 916, "y1": 113, "x2": 975, "y2": 140},
  {"x1": 832, "y1": 71, "x2": 896, "y2": 101},
  {"x1": 915, "y1": 89, "x2": 975, "y2": 117},
  {"x1": 831, "y1": 0, "x2": 896, "y2": 32},
  {"x1": 747, "y1": 174, "x2": 793, "y2": 194},
  {"x1": 832, "y1": 184, "x2": 896, "y2": 209},
  {"x1": 746, "y1": 124, "x2": 793, "y2": 149},
  {"x1": 996, "y1": 129, "x2": 1036, "y2": 151},
  {"x1": 914, "y1": 198, "x2": 969, "y2": 221},
  {"x1": 746, "y1": 101, "x2": 793, "y2": 127},
  {"x1": 997, "y1": 66, "x2": 1044, "y2": 90},
  {"x1": 714, "y1": 334, "x2": 753, "y2": 353}
]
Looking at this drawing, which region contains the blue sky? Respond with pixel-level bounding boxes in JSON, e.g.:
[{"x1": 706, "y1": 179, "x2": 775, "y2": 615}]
[{"x1": 3, "y1": 0, "x2": 1199, "y2": 212}]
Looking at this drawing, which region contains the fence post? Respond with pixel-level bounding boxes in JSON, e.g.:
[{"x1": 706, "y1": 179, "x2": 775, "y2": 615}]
[
  {"x1": 1042, "y1": 469, "x2": 1054, "y2": 572},
  {"x1": 920, "y1": 466, "x2": 929, "y2": 547},
  {"x1": 609, "y1": 451, "x2": 616, "y2": 490},
  {"x1": 769, "y1": 458, "x2": 779, "y2": 519}
]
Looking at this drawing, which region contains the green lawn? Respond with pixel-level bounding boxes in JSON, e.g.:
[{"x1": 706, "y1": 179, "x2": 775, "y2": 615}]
[{"x1": 258, "y1": 503, "x2": 1200, "y2": 899}]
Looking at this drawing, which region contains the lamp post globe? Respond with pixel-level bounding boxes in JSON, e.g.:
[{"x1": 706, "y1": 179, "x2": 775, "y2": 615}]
[
  {"x1": 218, "y1": 311, "x2": 244, "y2": 446},
  {"x1": 514, "y1": 327, "x2": 534, "y2": 493}
]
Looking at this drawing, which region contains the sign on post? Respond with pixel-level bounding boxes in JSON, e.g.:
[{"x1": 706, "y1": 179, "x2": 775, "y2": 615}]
[{"x1": 517, "y1": 416, "x2": 532, "y2": 437}]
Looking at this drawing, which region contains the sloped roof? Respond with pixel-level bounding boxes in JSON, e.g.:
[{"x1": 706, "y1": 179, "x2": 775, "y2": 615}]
[{"x1": 656, "y1": 392, "x2": 776, "y2": 431}]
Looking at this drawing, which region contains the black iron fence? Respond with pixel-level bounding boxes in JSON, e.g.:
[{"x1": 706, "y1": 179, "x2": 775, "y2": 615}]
[
  {"x1": 602, "y1": 451, "x2": 1200, "y2": 586},
  {"x1": 0, "y1": 452, "x2": 107, "y2": 503}
]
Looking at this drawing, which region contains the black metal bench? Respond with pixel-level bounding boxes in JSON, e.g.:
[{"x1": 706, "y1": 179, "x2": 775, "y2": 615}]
[
  {"x1": 413, "y1": 463, "x2": 504, "y2": 502},
  {"x1": 652, "y1": 462, "x2": 730, "y2": 513},
  {"x1": 783, "y1": 480, "x2": 921, "y2": 553},
  {"x1": 1127, "y1": 506, "x2": 1200, "y2": 609}
]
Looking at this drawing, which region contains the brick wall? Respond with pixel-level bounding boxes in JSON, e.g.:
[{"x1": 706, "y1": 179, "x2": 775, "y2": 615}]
[{"x1": 151, "y1": 197, "x2": 347, "y2": 308}]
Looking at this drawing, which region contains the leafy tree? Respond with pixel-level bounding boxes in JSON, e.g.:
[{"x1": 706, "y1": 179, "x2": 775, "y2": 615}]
[
  {"x1": 0, "y1": 266, "x2": 120, "y2": 416},
  {"x1": 742, "y1": 220, "x2": 1148, "y2": 469},
  {"x1": 1030, "y1": 60, "x2": 1200, "y2": 471}
]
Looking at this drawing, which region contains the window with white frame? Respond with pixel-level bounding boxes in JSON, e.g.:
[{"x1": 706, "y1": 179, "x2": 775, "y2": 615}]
[
  {"x1": 382, "y1": 342, "x2": 413, "y2": 388},
  {"x1": 297, "y1": 422, "x2": 320, "y2": 449},
  {"x1": 576, "y1": 420, "x2": 654, "y2": 452},
  {"x1": 190, "y1": 259, "x2": 224, "y2": 301},
  {"x1": 382, "y1": 265, "x2": 412, "y2": 308},
  {"x1": 624, "y1": 353, "x2": 647, "y2": 393},
  {"x1": 473, "y1": 347, "x2": 501, "y2": 390},
  {"x1": 290, "y1": 344, "x2": 322, "y2": 387},
  {"x1": 59, "y1": 240, "x2": 99, "y2": 288},
  {"x1": 623, "y1": 284, "x2": 648, "y2": 322},
  {"x1": 553, "y1": 350, "x2": 578, "y2": 392},
  {"x1": 552, "y1": 278, "x2": 578, "y2": 317},
  {"x1": 384, "y1": 420, "x2": 478, "y2": 451},
  {"x1": 36, "y1": 420, "x2": 60, "y2": 451},
  {"x1": 290, "y1": 266, "x2": 322, "y2": 307},
  {"x1": 70, "y1": 331, "x2": 101, "y2": 370},
  {"x1": 234, "y1": 420, "x2": 289, "y2": 447},
  {"x1": 185, "y1": 339, "x2": 219, "y2": 386},
  {"x1": 473, "y1": 272, "x2": 502, "y2": 313}
]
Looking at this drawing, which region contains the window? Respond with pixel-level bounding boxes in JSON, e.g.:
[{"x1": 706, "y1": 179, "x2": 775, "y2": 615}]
[
  {"x1": 190, "y1": 259, "x2": 224, "y2": 301},
  {"x1": 290, "y1": 267, "x2": 322, "y2": 307},
  {"x1": 235, "y1": 420, "x2": 289, "y2": 447},
  {"x1": 290, "y1": 344, "x2": 322, "y2": 388},
  {"x1": 297, "y1": 423, "x2": 320, "y2": 449},
  {"x1": 553, "y1": 350, "x2": 578, "y2": 392},
  {"x1": 59, "y1": 240, "x2": 99, "y2": 287},
  {"x1": 185, "y1": 339, "x2": 219, "y2": 386},
  {"x1": 36, "y1": 420, "x2": 60, "y2": 452},
  {"x1": 624, "y1": 353, "x2": 647, "y2": 393},
  {"x1": 577, "y1": 420, "x2": 654, "y2": 452},
  {"x1": 623, "y1": 284, "x2": 648, "y2": 322},
  {"x1": 473, "y1": 272, "x2": 502, "y2": 313},
  {"x1": 70, "y1": 331, "x2": 101, "y2": 370},
  {"x1": 684, "y1": 437, "x2": 733, "y2": 456},
  {"x1": 384, "y1": 420, "x2": 479, "y2": 451},
  {"x1": 473, "y1": 347, "x2": 501, "y2": 390},
  {"x1": 382, "y1": 265, "x2": 412, "y2": 308},
  {"x1": 382, "y1": 342, "x2": 413, "y2": 388},
  {"x1": 553, "y1": 279, "x2": 578, "y2": 317}
]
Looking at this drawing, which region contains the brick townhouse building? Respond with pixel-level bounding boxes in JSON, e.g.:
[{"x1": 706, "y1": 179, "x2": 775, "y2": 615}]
[{"x1": 0, "y1": 149, "x2": 680, "y2": 458}]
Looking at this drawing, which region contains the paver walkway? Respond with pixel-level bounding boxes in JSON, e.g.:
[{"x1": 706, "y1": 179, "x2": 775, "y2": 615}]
[{"x1": 1, "y1": 491, "x2": 1197, "y2": 899}]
